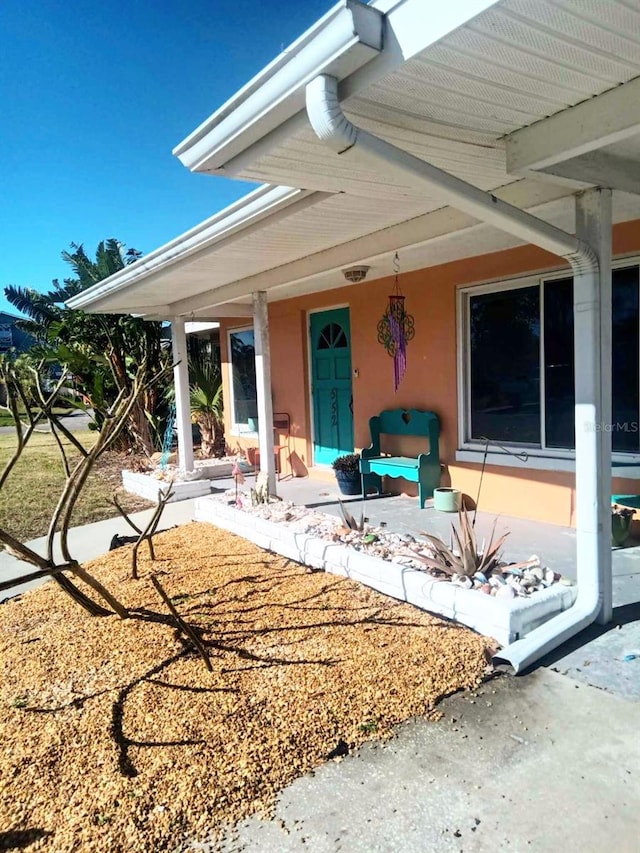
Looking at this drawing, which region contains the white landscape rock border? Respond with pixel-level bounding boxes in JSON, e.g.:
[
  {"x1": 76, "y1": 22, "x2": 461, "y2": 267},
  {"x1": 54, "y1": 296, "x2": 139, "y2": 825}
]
[
  {"x1": 122, "y1": 460, "x2": 254, "y2": 503},
  {"x1": 194, "y1": 497, "x2": 578, "y2": 647},
  {"x1": 122, "y1": 470, "x2": 214, "y2": 503}
]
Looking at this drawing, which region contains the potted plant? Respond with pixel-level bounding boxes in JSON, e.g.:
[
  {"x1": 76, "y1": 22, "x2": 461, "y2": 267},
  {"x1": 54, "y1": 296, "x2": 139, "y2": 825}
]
[
  {"x1": 332, "y1": 453, "x2": 362, "y2": 496},
  {"x1": 612, "y1": 504, "x2": 635, "y2": 547}
]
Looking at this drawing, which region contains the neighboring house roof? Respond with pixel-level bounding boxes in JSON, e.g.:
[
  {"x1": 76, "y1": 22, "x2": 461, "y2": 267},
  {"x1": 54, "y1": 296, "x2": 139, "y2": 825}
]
[
  {"x1": 69, "y1": 0, "x2": 640, "y2": 318},
  {"x1": 0, "y1": 311, "x2": 27, "y2": 322}
]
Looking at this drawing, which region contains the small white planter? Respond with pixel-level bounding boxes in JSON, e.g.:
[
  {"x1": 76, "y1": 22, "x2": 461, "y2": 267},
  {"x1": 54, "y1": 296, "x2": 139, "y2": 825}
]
[
  {"x1": 194, "y1": 497, "x2": 578, "y2": 646},
  {"x1": 122, "y1": 459, "x2": 255, "y2": 504}
]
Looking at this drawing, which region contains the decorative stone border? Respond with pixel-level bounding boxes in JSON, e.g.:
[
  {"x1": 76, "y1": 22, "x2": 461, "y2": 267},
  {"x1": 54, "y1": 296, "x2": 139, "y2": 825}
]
[
  {"x1": 194, "y1": 497, "x2": 578, "y2": 646},
  {"x1": 122, "y1": 460, "x2": 255, "y2": 503},
  {"x1": 122, "y1": 470, "x2": 214, "y2": 503}
]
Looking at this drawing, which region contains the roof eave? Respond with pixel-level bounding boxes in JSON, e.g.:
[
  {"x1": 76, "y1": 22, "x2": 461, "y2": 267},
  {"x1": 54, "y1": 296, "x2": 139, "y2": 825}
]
[
  {"x1": 66, "y1": 185, "x2": 322, "y2": 313},
  {"x1": 172, "y1": 0, "x2": 383, "y2": 174}
]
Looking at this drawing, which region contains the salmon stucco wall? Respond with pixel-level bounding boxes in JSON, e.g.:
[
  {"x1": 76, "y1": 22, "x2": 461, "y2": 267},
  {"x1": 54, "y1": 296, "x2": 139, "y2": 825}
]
[{"x1": 218, "y1": 220, "x2": 640, "y2": 527}]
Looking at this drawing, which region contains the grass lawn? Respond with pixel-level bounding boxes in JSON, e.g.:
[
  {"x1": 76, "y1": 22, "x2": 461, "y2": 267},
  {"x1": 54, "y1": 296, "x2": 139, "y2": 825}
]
[
  {"x1": 0, "y1": 523, "x2": 490, "y2": 852},
  {"x1": 0, "y1": 430, "x2": 152, "y2": 542}
]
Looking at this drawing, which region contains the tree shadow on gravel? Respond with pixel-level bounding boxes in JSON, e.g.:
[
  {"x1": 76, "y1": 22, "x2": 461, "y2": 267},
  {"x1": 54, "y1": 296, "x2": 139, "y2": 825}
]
[
  {"x1": 189, "y1": 594, "x2": 459, "y2": 645},
  {"x1": 111, "y1": 647, "x2": 225, "y2": 778},
  {"x1": 187, "y1": 571, "x2": 305, "y2": 609},
  {"x1": 0, "y1": 828, "x2": 52, "y2": 849},
  {"x1": 110, "y1": 625, "x2": 341, "y2": 778},
  {"x1": 18, "y1": 583, "x2": 460, "y2": 782}
]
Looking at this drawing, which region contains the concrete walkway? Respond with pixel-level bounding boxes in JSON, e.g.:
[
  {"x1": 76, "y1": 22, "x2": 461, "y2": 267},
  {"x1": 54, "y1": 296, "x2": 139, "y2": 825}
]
[
  {"x1": 0, "y1": 498, "x2": 198, "y2": 600},
  {"x1": 212, "y1": 668, "x2": 640, "y2": 853}
]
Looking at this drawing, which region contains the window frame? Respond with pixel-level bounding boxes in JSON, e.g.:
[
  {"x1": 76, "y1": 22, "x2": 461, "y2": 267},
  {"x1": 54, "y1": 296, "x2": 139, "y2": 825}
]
[
  {"x1": 456, "y1": 256, "x2": 640, "y2": 470},
  {"x1": 227, "y1": 324, "x2": 258, "y2": 437}
]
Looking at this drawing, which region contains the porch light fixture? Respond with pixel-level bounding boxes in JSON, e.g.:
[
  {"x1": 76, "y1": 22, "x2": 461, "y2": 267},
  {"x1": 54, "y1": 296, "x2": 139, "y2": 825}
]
[{"x1": 342, "y1": 265, "x2": 370, "y2": 283}]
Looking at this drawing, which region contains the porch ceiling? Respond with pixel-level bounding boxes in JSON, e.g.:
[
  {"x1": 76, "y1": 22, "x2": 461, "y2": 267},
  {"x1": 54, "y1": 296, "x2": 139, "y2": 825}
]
[{"x1": 73, "y1": 185, "x2": 640, "y2": 319}]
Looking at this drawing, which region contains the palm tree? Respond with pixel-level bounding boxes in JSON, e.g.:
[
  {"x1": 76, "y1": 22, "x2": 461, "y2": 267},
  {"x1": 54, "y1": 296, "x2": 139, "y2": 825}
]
[
  {"x1": 189, "y1": 354, "x2": 225, "y2": 458},
  {"x1": 5, "y1": 240, "x2": 168, "y2": 455}
]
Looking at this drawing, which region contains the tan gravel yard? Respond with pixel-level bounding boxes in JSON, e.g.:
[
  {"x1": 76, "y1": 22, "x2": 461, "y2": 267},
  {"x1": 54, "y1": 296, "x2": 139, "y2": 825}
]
[{"x1": 0, "y1": 522, "x2": 490, "y2": 852}]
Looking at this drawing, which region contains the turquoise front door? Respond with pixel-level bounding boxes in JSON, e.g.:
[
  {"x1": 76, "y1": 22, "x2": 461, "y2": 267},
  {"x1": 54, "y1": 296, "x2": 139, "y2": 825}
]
[{"x1": 310, "y1": 307, "x2": 354, "y2": 466}]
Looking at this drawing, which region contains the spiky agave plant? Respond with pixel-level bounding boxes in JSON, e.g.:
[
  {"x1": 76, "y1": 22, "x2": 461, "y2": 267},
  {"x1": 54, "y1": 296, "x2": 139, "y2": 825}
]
[
  {"x1": 337, "y1": 496, "x2": 365, "y2": 531},
  {"x1": 411, "y1": 508, "x2": 509, "y2": 577}
]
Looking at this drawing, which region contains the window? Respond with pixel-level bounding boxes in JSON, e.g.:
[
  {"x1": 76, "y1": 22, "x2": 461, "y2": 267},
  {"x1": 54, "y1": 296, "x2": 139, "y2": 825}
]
[
  {"x1": 469, "y1": 284, "x2": 541, "y2": 445},
  {"x1": 229, "y1": 328, "x2": 257, "y2": 433},
  {"x1": 317, "y1": 322, "x2": 348, "y2": 349},
  {"x1": 462, "y1": 263, "x2": 640, "y2": 456}
]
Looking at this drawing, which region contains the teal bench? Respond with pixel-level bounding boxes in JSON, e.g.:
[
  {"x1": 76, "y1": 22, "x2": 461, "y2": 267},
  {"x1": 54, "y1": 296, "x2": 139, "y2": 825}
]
[{"x1": 360, "y1": 408, "x2": 441, "y2": 508}]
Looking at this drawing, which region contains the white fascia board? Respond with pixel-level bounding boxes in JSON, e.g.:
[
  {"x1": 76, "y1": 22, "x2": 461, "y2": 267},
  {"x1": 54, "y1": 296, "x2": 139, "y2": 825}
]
[
  {"x1": 185, "y1": 321, "x2": 220, "y2": 334},
  {"x1": 173, "y1": 0, "x2": 383, "y2": 173},
  {"x1": 136, "y1": 304, "x2": 254, "y2": 321},
  {"x1": 66, "y1": 185, "x2": 325, "y2": 313},
  {"x1": 221, "y1": 0, "x2": 501, "y2": 179},
  {"x1": 507, "y1": 76, "x2": 640, "y2": 175}
]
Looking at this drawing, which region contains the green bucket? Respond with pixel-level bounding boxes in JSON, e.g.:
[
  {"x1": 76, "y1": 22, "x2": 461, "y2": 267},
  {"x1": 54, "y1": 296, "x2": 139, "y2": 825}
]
[{"x1": 434, "y1": 487, "x2": 462, "y2": 513}]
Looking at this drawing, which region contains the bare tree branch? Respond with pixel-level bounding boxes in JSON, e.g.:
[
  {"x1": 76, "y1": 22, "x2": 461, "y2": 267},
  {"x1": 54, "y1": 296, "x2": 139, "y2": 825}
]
[
  {"x1": 0, "y1": 562, "x2": 77, "y2": 593},
  {"x1": 130, "y1": 487, "x2": 174, "y2": 578},
  {"x1": 112, "y1": 495, "x2": 143, "y2": 535},
  {"x1": 49, "y1": 423, "x2": 71, "y2": 478},
  {"x1": 0, "y1": 527, "x2": 50, "y2": 570}
]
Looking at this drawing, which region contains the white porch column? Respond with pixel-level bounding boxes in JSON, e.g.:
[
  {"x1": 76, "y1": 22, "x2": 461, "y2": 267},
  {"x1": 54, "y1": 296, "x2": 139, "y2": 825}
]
[
  {"x1": 252, "y1": 291, "x2": 276, "y2": 495},
  {"x1": 574, "y1": 188, "x2": 612, "y2": 625},
  {"x1": 170, "y1": 316, "x2": 194, "y2": 474}
]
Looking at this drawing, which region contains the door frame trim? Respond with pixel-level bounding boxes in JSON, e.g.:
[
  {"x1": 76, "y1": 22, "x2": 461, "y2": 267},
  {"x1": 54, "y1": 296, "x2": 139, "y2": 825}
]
[{"x1": 307, "y1": 303, "x2": 350, "y2": 468}]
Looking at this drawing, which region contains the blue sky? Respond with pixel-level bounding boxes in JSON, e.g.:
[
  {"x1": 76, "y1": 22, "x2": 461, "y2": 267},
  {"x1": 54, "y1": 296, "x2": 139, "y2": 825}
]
[{"x1": 0, "y1": 0, "x2": 330, "y2": 315}]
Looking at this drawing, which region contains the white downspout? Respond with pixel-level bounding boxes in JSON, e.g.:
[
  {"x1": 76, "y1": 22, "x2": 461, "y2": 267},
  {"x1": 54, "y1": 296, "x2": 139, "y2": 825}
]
[{"x1": 306, "y1": 74, "x2": 612, "y2": 673}]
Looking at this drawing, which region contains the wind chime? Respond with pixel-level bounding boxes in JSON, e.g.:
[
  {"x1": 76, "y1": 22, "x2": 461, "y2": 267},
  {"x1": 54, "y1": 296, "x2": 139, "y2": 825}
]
[{"x1": 376, "y1": 252, "x2": 415, "y2": 391}]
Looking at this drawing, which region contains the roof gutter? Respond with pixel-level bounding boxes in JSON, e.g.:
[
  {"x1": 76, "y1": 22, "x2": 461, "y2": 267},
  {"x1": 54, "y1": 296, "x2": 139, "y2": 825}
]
[
  {"x1": 174, "y1": 0, "x2": 383, "y2": 174},
  {"x1": 306, "y1": 73, "x2": 606, "y2": 673}
]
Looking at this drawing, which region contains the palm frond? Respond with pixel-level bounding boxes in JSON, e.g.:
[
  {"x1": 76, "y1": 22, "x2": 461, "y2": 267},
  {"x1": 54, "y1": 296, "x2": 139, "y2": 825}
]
[
  {"x1": 189, "y1": 354, "x2": 223, "y2": 415},
  {"x1": 4, "y1": 286, "x2": 60, "y2": 326}
]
